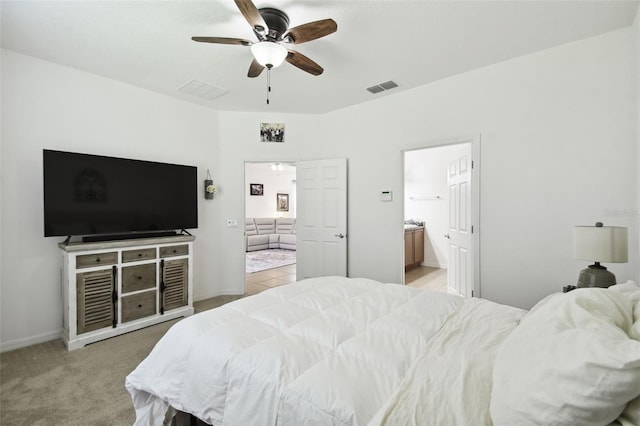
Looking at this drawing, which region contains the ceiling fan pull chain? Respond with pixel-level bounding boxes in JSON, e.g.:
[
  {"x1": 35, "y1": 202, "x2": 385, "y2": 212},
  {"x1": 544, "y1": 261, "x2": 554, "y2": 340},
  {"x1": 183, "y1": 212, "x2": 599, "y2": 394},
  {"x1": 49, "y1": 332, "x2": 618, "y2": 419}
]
[{"x1": 266, "y1": 67, "x2": 271, "y2": 105}]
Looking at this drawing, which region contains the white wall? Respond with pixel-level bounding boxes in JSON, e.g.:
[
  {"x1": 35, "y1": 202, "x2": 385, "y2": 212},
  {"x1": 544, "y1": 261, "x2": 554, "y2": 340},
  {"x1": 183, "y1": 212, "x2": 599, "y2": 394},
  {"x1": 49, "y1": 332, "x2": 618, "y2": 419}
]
[
  {"x1": 215, "y1": 112, "x2": 319, "y2": 295},
  {"x1": 0, "y1": 50, "x2": 221, "y2": 351},
  {"x1": 2, "y1": 21, "x2": 639, "y2": 350},
  {"x1": 404, "y1": 143, "x2": 470, "y2": 269},
  {"x1": 245, "y1": 163, "x2": 296, "y2": 218},
  {"x1": 215, "y1": 25, "x2": 639, "y2": 310},
  {"x1": 325, "y1": 27, "x2": 639, "y2": 309}
]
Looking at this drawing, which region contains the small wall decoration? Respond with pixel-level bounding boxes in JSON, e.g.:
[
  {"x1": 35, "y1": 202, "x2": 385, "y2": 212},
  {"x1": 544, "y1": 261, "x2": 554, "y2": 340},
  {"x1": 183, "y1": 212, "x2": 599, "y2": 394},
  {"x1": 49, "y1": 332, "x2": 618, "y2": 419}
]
[
  {"x1": 204, "y1": 169, "x2": 217, "y2": 200},
  {"x1": 250, "y1": 183, "x2": 264, "y2": 196},
  {"x1": 277, "y1": 193, "x2": 289, "y2": 211},
  {"x1": 260, "y1": 122, "x2": 285, "y2": 143}
]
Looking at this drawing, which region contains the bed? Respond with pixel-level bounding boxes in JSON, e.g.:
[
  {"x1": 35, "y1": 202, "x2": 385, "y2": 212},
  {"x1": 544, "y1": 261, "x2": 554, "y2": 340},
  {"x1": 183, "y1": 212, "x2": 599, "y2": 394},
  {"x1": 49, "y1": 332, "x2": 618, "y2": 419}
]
[{"x1": 125, "y1": 276, "x2": 640, "y2": 426}]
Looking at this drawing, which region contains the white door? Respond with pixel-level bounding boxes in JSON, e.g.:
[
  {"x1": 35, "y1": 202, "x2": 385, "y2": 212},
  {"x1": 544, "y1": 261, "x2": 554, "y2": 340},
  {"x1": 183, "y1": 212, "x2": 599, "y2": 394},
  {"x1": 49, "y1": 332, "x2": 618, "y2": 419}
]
[
  {"x1": 446, "y1": 148, "x2": 473, "y2": 297},
  {"x1": 296, "y1": 158, "x2": 348, "y2": 280}
]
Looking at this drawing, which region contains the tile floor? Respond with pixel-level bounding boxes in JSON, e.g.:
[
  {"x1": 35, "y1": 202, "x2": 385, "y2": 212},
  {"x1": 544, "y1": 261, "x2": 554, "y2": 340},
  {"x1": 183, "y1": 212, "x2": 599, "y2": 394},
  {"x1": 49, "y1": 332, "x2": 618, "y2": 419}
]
[
  {"x1": 244, "y1": 263, "x2": 297, "y2": 296},
  {"x1": 405, "y1": 266, "x2": 448, "y2": 292}
]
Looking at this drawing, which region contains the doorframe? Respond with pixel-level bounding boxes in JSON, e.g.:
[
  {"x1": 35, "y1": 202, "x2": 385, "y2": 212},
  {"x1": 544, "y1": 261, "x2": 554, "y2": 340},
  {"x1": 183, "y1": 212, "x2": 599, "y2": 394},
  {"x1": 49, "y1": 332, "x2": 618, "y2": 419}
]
[
  {"x1": 401, "y1": 134, "x2": 481, "y2": 297},
  {"x1": 243, "y1": 159, "x2": 298, "y2": 293}
]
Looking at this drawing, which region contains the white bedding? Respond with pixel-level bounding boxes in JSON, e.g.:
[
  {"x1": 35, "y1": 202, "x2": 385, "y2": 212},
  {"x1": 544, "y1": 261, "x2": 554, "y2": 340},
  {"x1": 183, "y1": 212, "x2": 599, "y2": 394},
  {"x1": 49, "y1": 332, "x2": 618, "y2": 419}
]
[
  {"x1": 126, "y1": 276, "x2": 525, "y2": 425},
  {"x1": 490, "y1": 282, "x2": 640, "y2": 426}
]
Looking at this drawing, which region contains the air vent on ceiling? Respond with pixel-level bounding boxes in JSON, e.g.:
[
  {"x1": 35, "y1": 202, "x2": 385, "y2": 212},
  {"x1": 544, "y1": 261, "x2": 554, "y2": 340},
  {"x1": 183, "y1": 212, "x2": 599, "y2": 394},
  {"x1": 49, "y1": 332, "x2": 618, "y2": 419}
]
[
  {"x1": 366, "y1": 80, "x2": 399, "y2": 94},
  {"x1": 178, "y1": 79, "x2": 228, "y2": 101}
]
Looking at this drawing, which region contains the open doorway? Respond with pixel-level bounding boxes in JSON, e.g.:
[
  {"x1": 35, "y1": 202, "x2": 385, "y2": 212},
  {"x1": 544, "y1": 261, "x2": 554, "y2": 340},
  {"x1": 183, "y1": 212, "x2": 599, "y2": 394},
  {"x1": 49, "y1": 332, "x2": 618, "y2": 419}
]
[
  {"x1": 403, "y1": 138, "x2": 479, "y2": 297},
  {"x1": 244, "y1": 162, "x2": 297, "y2": 296}
]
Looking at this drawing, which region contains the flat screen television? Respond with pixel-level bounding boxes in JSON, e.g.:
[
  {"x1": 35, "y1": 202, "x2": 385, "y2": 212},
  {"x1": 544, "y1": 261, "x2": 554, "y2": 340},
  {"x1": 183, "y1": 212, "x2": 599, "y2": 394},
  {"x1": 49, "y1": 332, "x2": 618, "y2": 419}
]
[{"x1": 43, "y1": 149, "x2": 198, "y2": 240}]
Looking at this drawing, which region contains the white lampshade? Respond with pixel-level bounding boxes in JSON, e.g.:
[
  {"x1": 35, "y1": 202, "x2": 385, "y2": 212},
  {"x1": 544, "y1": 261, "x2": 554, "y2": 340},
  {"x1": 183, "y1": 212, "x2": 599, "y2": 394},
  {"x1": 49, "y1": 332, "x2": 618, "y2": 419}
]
[
  {"x1": 250, "y1": 42, "x2": 288, "y2": 68},
  {"x1": 573, "y1": 224, "x2": 628, "y2": 263}
]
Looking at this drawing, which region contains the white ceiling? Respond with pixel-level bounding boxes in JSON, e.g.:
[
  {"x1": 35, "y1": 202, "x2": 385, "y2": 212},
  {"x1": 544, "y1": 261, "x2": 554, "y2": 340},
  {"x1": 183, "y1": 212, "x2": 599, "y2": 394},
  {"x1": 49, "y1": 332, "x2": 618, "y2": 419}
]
[{"x1": 1, "y1": 1, "x2": 638, "y2": 114}]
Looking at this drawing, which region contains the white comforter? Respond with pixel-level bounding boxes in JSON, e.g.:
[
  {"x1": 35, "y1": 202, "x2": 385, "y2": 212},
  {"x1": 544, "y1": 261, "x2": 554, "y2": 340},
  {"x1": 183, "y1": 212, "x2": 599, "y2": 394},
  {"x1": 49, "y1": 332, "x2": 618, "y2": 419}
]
[{"x1": 126, "y1": 276, "x2": 525, "y2": 425}]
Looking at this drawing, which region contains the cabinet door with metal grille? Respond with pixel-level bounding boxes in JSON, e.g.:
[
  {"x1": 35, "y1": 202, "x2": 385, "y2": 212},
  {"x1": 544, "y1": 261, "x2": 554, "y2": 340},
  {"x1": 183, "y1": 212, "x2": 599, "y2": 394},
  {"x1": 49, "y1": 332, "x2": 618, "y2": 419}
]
[
  {"x1": 77, "y1": 266, "x2": 116, "y2": 334},
  {"x1": 161, "y1": 259, "x2": 188, "y2": 313}
]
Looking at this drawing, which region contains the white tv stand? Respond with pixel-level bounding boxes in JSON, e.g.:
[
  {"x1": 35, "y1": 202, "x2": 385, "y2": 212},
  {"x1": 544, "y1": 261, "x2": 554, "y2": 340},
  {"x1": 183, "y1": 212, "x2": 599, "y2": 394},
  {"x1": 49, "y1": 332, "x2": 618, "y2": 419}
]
[{"x1": 59, "y1": 235, "x2": 195, "y2": 350}]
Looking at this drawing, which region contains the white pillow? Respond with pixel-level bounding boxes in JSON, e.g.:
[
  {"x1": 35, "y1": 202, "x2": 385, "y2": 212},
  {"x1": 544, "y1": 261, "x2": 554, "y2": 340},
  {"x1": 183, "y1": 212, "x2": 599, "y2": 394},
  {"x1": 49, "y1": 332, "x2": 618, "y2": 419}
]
[
  {"x1": 490, "y1": 288, "x2": 640, "y2": 426},
  {"x1": 609, "y1": 281, "x2": 640, "y2": 426},
  {"x1": 609, "y1": 281, "x2": 640, "y2": 340}
]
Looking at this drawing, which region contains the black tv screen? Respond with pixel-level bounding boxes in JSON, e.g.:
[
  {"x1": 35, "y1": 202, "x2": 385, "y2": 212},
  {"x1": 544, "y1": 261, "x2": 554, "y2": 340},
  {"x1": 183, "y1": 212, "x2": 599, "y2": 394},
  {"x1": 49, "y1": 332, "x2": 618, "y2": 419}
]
[{"x1": 43, "y1": 149, "x2": 198, "y2": 238}]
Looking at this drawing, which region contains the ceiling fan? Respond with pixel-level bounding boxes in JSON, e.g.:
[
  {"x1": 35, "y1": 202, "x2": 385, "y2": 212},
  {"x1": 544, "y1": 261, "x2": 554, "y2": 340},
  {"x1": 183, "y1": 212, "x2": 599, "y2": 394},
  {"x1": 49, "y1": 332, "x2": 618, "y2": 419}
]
[{"x1": 192, "y1": 0, "x2": 337, "y2": 77}]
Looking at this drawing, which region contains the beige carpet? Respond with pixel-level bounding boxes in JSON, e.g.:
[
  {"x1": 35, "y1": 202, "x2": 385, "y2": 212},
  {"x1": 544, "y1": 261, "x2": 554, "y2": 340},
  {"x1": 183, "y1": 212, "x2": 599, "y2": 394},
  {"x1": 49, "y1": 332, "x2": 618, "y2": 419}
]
[{"x1": 0, "y1": 295, "x2": 241, "y2": 426}]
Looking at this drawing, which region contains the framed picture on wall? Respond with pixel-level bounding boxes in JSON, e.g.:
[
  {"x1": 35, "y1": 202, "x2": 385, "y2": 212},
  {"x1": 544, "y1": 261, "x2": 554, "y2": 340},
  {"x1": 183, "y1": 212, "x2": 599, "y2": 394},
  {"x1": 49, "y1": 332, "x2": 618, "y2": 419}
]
[
  {"x1": 260, "y1": 123, "x2": 285, "y2": 143},
  {"x1": 250, "y1": 183, "x2": 263, "y2": 196},
  {"x1": 277, "y1": 193, "x2": 289, "y2": 211}
]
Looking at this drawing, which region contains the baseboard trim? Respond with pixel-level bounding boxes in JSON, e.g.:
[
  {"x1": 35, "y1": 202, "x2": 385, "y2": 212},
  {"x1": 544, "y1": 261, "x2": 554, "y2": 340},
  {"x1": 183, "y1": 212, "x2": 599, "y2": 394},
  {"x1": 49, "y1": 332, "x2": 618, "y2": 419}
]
[
  {"x1": 421, "y1": 261, "x2": 447, "y2": 269},
  {"x1": 194, "y1": 289, "x2": 243, "y2": 302},
  {"x1": 194, "y1": 290, "x2": 221, "y2": 301},
  {"x1": 1, "y1": 329, "x2": 62, "y2": 353},
  {"x1": 217, "y1": 290, "x2": 244, "y2": 296}
]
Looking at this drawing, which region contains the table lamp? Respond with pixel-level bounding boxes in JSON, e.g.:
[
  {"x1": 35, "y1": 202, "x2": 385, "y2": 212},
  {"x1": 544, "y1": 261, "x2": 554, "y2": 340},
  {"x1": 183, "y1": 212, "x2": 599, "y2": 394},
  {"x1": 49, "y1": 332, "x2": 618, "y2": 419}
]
[{"x1": 573, "y1": 222, "x2": 628, "y2": 288}]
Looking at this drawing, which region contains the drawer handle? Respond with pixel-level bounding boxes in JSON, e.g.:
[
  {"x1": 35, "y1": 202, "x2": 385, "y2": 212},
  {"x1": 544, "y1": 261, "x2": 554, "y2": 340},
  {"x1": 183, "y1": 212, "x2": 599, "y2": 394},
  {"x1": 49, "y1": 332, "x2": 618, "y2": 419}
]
[
  {"x1": 172, "y1": 249, "x2": 177, "y2": 253},
  {"x1": 138, "y1": 304, "x2": 142, "y2": 308},
  {"x1": 95, "y1": 258, "x2": 100, "y2": 262},
  {"x1": 138, "y1": 253, "x2": 142, "y2": 257},
  {"x1": 137, "y1": 276, "x2": 142, "y2": 280}
]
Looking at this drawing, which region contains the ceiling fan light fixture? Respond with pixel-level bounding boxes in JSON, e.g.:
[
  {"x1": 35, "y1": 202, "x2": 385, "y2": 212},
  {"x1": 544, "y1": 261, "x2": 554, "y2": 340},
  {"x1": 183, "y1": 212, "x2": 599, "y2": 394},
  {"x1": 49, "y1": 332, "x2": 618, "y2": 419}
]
[{"x1": 251, "y1": 42, "x2": 288, "y2": 68}]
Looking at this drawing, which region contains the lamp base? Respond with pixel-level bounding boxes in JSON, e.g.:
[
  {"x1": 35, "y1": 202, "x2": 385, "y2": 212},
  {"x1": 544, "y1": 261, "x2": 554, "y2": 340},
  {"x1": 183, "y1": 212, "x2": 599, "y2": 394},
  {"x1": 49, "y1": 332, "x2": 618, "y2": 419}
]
[{"x1": 576, "y1": 263, "x2": 616, "y2": 288}]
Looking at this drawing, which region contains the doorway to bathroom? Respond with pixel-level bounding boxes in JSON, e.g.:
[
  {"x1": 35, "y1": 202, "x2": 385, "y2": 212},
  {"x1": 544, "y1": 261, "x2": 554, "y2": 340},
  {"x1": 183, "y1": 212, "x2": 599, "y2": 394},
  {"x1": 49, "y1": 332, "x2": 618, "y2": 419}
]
[{"x1": 403, "y1": 137, "x2": 479, "y2": 297}]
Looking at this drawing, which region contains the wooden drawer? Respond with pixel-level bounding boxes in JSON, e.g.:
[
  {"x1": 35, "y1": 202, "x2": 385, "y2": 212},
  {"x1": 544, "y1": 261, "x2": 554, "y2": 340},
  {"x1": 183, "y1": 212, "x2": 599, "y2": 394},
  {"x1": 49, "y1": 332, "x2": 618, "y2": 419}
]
[
  {"x1": 76, "y1": 252, "x2": 118, "y2": 269},
  {"x1": 122, "y1": 263, "x2": 156, "y2": 293},
  {"x1": 160, "y1": 244, "x2": 189, "y2": 258},
  {"x1": 121, "y1": 291, "x2": 156, "y2": 323},
  {"x1": 122, "y1": 248, "x2": 156, "y2": 263}
]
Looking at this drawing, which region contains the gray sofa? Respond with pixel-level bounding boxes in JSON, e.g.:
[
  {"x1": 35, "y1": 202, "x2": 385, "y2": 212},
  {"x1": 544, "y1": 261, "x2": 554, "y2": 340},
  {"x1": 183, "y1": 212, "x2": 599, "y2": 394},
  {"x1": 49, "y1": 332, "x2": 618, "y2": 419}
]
[{"x1": 246, "y1": 218, "x2": 296, "y2": 252}]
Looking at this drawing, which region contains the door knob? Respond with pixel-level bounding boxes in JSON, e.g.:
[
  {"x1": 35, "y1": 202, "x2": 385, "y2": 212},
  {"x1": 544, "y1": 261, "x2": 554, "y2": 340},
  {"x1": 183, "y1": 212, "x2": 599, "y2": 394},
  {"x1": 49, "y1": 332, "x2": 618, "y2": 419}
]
[
  {"x1": 334, "y1": 233, "x2": 345, "y2": 239},
  {"x1": 444, "y1": 234, "x2": 451, "y2": 239}
]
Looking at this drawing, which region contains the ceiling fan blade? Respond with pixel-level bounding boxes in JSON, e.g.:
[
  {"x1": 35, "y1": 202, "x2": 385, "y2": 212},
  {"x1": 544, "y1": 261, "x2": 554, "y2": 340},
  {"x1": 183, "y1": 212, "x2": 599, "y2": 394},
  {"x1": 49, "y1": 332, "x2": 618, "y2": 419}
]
[
  {"x1": 191, "y1": 36, "x2": 252, "y2": 46},
  {"x1": 248, "y1": 58, "x2": 265, "y2": 78},
  {"x1": 284, "y1": 19, "x2": 337, "y2": 44},
  {"x1": 285, "y1": 50, "x2": 323, "y2": 76},
  {"x1": 234, "y1": 0, "x2": 268, "y2": 36}
]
